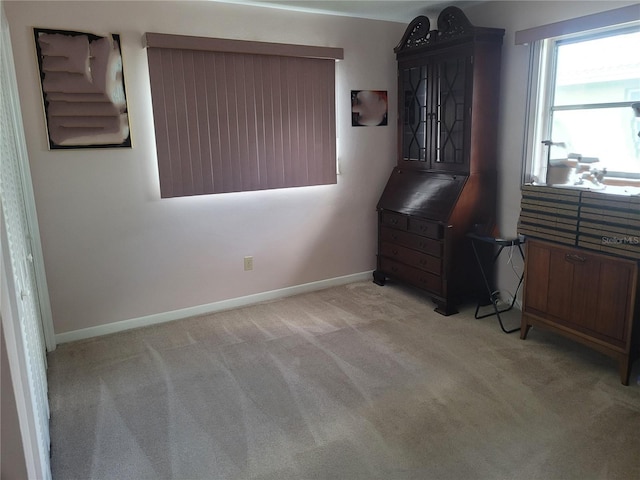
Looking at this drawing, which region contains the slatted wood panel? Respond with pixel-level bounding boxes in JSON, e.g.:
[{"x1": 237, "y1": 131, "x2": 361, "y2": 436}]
[
  {"x1": 147, "y1": 48, "x2": 337, "y2": 197},
  {"x1": 1, "y1": 14, "x2": 51, "y2": 479}
]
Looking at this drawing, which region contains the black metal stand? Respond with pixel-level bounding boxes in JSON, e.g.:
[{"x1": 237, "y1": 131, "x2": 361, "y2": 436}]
[{"x1": 467, "y1": 233, "x2": 525, "y2": 334}]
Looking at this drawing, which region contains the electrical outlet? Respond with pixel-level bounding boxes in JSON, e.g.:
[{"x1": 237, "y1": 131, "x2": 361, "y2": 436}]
[{"x1": 244, "y1": 256, "x2": 253, "y2": 271}]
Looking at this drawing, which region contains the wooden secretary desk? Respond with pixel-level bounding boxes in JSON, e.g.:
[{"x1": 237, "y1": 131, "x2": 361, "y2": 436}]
[{"x1": 373, "y1": 6, "x2": 505, "y2": 315}]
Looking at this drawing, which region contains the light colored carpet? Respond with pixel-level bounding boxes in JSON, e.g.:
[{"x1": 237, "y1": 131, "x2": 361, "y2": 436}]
[{"x1": 48, "y1": 281, "x2": 640, "y2": 480}]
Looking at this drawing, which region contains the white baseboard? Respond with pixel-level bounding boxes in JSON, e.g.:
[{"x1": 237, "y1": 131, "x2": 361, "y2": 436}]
[{"x1": 55, "y1": 271, "x2": 373, "y2": 345}]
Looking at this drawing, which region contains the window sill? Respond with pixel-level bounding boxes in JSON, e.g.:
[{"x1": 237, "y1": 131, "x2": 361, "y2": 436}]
[{"x1": 531, "y1": 181, "x2": 640, "y2": 196}]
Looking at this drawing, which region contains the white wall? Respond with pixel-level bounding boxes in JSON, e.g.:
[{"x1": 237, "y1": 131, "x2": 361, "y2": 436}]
[
  {"x1": 4, "y1": 1, "x2": 405, "y2": 335},
  {"x1": 7, "y1": 1, "x2": 634, "y2": 336},
  {"x1": 464, "y1": 0, "x2": 638, "y2": 302}
]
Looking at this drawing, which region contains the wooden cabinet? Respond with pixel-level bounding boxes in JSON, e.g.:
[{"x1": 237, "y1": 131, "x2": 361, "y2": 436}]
[
  {"x1": 374, "y1": 7, "x2": 504, "y2": 314},
  {"x1": 521, "y1": 239, "x2": 640, "y2": 385},
  {"x1": 395, "y1": 8, "x2": 504, "y2": 176}
]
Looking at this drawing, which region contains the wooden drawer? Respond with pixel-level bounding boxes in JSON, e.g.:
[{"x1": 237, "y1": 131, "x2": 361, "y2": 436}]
[
  {"x1": 380, "y1": 226, "x2": 442, "y2": 257},
  {"x1": 380, "y1": 211, "x2": 408, "y2": 230},
  {"x1": 408, "y1": 217, "x2": 442, "y2": 240},
  {"x1": 380, "y1": 241, "x2": 441, "y2": 274},
  {"x1": 380, "y1": 257, "x2": 442, "y2": 295}
]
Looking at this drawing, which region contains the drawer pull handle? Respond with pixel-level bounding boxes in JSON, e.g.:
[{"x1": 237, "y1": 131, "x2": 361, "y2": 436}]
[
  {"x1": 391, "y1": 219, "x2": 398, "y2": 224},
  {"x1": 565, "y1": 253, "x2": 586, "y2": 263},
  {"x1": 392, "y1": 249, "x2": 399, "y2": 255},
  {"x1": 392, "y1": 235, "x2": 398, "y2": 240}
]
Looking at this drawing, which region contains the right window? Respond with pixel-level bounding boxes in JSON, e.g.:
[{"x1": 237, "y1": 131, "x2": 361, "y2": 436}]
[{"x1": 529, "y1": 25, "x2": 640, "y2": 184}]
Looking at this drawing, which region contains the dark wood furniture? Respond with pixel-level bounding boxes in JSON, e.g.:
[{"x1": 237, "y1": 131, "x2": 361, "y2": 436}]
[
  {"x1": 521, "y1": 239, "x2": 639, "y2": 385},
  {"x1": 518, "y1": 186, "x2": 640, "y2": 385},
  {"x1": 373, "y1": 7, "x2": 505, "y2": 315}
]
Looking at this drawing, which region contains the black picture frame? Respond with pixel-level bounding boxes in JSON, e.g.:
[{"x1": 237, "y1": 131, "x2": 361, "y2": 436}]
[{"x1": 33, "y1": 28, "x2": 132, "y2": 149}]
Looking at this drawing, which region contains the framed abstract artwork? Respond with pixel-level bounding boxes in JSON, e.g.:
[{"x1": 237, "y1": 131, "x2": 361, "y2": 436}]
[
  {"x1": 33, "y1": 28, "x2": 131, "y2": 149},
  {"x1": 351, "y1": 90, "x2": 388, "y2": 127}
]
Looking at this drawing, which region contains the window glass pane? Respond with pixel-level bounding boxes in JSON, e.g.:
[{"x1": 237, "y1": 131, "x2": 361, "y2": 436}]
[
  {"x1": 554, "y1": 30, "x2": 640, "y2": 106},
  {"x1": 551, "y1": 106, "x2": 640, "y2": 173}
]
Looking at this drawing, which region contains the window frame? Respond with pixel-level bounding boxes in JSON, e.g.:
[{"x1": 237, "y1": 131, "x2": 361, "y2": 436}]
[
  {"x1": 517, "y1": 5, "x2": 640, "y2": 189},
  {"x1": 527, "y1": 24, "x2": 640, "y2": 185}
]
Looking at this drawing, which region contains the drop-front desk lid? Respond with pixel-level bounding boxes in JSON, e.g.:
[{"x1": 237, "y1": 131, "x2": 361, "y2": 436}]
[{"x1": 376, "y1": 167, "x2": 467, "y2": 222}]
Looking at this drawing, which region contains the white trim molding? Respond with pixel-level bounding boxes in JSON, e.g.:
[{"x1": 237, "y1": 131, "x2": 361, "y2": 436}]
[
  {"x1": 1, "y1": 8, "x2": 52, "y2": 479},
  {"x1": 515, "y1": 3, "x2": 640, "y2": 45},
  {"x1": 1, "y1": 9, "x2": 55, "y2": 352},
  {"x1": 55, "y1": 271, "x2": 373, "y2": 344}
]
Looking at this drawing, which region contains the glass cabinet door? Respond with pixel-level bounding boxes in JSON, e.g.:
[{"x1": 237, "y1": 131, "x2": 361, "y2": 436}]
[
  {"x1": 435, "y1": 55, "x2": 470, "y2": 170},
  {"x1": 401, "y1": 64, "x2": 437, "y2": 167},
  {"x1": 399, "y1": 54, "x2": 471, "y2": 171}
]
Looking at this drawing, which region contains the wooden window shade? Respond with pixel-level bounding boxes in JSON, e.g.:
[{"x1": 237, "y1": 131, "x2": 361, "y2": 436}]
[{"x1": 144, "y1": 33, "x2": 343, "y2": 198}]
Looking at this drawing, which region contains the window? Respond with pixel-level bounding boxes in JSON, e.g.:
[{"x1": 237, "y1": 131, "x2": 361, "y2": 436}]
[
  {"x1": 518, "y1": 6, "x2": 640, "y2": 187},
  {"x1": 144, "y1": 33, "x2": 343, "y2": 198}
]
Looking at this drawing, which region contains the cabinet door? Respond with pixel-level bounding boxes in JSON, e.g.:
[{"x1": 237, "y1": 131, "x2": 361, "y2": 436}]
[
  {"x1": 432, "y1": 54, "x2": 471, "y2": 171},
  {"x1": 524, "y1": 240, "x2": 635, "y2": 346},
  {"x1": 399, "y1": 63, "x2": 437, "y2": 167},
  {"x1": 399, "y1": 53, "x2": 471, "y2": 172}
]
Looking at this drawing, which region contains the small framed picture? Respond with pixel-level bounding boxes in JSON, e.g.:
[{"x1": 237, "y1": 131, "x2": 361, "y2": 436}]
[{"x1": 351, "y1": 90, "x2": 388, "y2": 126}]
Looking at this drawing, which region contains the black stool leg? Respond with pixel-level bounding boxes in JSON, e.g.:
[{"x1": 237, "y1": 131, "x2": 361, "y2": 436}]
[{"x1": 471, "y1": 240, "x2": 521, "y2": 334}]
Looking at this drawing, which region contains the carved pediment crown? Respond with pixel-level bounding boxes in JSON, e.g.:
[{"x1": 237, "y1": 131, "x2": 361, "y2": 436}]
[
  {"x1": 394, "y1": 6, "x2": 475, "y2": 53},
  {"x1": 394, "y1": 15, "x2": 431, "y2": 52},
  {"x1": 437, "y1": 6, "x2": 473, "y2": 40}
]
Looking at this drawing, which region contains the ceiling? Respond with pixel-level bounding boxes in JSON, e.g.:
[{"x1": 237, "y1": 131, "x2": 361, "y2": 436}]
[{"x1": 212, "y1": 1, "x2": 481, "y2": 24}]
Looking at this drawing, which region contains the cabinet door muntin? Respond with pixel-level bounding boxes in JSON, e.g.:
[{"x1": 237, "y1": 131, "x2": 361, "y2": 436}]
[
  {"x1": 435, "y1": 54, "x2": 471, "y2": 168},
  {"x1": 399, "y1": 51, "x2": 472, "y2": 171}
]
